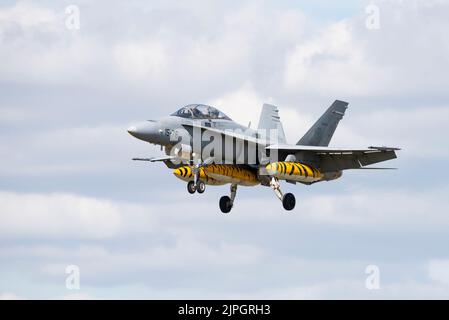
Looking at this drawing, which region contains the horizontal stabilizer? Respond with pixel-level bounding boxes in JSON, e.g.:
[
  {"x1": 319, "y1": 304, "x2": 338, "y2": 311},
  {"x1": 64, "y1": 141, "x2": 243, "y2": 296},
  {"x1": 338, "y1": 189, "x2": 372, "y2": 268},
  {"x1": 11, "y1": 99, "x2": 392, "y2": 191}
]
[
  {"x1": 266, "y1": 144, "x2": 400, "y2": 172},
  {"x1": 352, "y1": 167, "x2": 398, "y2": 170}
]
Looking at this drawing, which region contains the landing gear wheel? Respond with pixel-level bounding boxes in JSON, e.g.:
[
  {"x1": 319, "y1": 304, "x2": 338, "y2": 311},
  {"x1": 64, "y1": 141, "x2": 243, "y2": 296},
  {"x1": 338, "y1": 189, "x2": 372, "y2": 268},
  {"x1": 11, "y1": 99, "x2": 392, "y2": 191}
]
[
  {"x1": 282, "y1": 193, "x2": 296, "y2": 211},
  {"x1": 219, "y1": 196, "x2": 233, "y2": 214},
  {"x1": 187, "y1": 181, "x2": 196, "y2": 194},
  {"x1": 197, "y1": 181, "x2": 206, "y2": 194}
]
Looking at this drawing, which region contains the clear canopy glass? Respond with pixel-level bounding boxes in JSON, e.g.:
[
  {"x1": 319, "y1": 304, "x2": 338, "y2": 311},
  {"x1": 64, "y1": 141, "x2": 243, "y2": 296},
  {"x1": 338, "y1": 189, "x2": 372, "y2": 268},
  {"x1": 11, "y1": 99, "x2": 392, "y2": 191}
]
[{"x1": 171, "y1": 104, "x2": 232, "y2": 120}]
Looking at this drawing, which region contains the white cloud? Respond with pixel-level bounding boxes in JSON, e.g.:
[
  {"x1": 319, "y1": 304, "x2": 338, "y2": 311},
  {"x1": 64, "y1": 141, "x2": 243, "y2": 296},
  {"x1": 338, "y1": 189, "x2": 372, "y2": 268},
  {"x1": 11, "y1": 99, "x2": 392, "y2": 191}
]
[
  {"x1": 0, "y1": 1, "x2": 58, "y2": 29},
  {"x1": 429, "y1": 260, "x2": 449, "y2": 285},
  {"x1": 0, "y1": 124, "x2": 160, "y2": 176},
  {"x1": 114, "y1": 41, "x2": 168, "y2": 81},
  {"x1": 237, "y1": 280, "x2": 449, "y2": 300},
  {"x1": 0, "y1": 192, "x2": 122, "y2": 238},
  {"x1": 209, "y1": 84, "x2": 267, "y2": 127},
  {"x1": 1, "y1": 184, "x2": 448, "y2": 243},
  {"x1": 60, "y1": 293, "x2": 93, "y2": 300},
  {"x1": 0, "y1": 2, "x2": 100, "y2": 85},
  {"x1": 334, "y1": 106, "x2": 449, "y2": 158},
  {"x1": 0, "y1": 292, "x2": 22, "y2": 300},
  {"x1": 284, "y1": 1, "x2": 449, "y2": 97},
  {"x1": 284, "y1": 20, "x2": 395, "y2": 96},
  {"x1": 1, "y1": 187, "x2": 449, "y2": 298}
]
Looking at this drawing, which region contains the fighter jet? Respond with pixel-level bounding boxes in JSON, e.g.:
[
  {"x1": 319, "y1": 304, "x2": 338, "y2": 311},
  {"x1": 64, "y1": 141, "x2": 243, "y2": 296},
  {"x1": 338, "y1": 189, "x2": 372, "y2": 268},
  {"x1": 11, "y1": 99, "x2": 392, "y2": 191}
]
[{"x1": 128, "y1": 101, "x2": 399, "y2": 213}]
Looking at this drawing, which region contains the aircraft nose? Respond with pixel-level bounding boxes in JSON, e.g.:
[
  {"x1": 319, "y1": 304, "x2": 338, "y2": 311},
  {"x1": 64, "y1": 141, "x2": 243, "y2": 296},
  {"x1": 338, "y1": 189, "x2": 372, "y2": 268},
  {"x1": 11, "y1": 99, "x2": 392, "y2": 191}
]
[
  {"x1": 127, "y1": 126, "x2": 138, "y2": 135},
  {"x1": 127, "y1": 121, "x2": 159, "y2": 142},
  {"x1": 127, "y1": 121, "x2": 171, "y2": 145}
]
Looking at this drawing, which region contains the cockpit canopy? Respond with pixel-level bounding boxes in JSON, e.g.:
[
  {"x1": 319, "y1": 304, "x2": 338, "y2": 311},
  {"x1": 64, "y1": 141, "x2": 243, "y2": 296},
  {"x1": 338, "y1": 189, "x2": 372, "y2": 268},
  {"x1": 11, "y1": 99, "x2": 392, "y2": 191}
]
[{"x1": 171, "y1": 104, "x2": 232, "y2": 120}]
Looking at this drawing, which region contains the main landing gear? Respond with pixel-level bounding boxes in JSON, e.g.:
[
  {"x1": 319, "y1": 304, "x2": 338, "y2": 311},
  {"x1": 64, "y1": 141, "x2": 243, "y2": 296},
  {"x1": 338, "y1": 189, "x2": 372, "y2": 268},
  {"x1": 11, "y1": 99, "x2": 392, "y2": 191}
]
[
  {"x1": 270, "y1": 177, "x2": 296, "y2": 211},
  {"x1": 187, "y1": 177, "x2": 295, "y2": 213},
  {"x1": 219, "y1": 184, "x2": 237, "y2": 214}
]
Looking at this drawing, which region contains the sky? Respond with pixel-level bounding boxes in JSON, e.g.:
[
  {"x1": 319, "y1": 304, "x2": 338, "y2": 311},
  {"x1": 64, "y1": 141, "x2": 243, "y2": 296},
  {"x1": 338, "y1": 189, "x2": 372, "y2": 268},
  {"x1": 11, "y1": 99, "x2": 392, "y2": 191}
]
[{"x1": 1, "y1": 0, "x2": 449, "y2": 299}]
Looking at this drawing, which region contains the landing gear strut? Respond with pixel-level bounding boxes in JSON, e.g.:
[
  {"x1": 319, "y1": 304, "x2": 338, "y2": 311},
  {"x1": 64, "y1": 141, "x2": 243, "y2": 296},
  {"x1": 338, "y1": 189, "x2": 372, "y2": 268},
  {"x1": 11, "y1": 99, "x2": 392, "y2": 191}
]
[
  {"x1": 270, "y1": 177, "x2": 296, "y2": 211},
  {"x1": 187, "y1": 157, "x2": 207, "y2": 194},
  {"x1": 219, "y1": 184, "x2": 237, "y2": 214}
]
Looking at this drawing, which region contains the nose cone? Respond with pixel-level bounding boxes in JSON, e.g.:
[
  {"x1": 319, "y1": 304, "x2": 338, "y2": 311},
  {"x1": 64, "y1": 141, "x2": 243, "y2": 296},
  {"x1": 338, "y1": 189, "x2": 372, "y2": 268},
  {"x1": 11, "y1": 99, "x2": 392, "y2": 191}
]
[
  {"x1": 127, "y1": 121, "x2": 160, "y2": 143},
  {"x1": 127, "y1": 126, "x2": 138, "y2": 135}
]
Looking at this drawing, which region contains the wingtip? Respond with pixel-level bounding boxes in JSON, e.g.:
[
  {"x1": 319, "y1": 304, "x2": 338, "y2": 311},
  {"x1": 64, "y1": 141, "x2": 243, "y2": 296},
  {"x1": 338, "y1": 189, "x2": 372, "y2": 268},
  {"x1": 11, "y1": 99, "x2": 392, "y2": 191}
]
[
  {"x1": 335, "y1": 99, "x2": 349, "y2": 106},
  {"x1": 369, "y1": 146, "x2": 402, "y2": 151}
]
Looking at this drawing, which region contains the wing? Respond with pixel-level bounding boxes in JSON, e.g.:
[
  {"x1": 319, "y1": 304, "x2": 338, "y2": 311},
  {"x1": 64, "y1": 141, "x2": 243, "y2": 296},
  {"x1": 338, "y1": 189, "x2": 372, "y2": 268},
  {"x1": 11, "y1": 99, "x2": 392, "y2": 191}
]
[
  {"x1": 176, "y1": 124, "x2": 400, "y2": 171},
  {"x1": 266, "y1": 144, "x2": 400, "y2": 172},
  {"x1": 132, "y1": 156, "x2": 176, "y2": 162}
]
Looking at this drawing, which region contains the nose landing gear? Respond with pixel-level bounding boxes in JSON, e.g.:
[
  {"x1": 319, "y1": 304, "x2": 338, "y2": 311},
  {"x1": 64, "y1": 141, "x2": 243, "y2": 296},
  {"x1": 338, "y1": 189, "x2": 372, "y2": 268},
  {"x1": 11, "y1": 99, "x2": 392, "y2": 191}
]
[
  {"x1": 187, "y1": 180, "x2": 206, "y2": 194},
  {"x1": 197, "y1": 181, "x2": 206, "y2": 194},
  {"x1": 187, "y1": 159, "x2": 207, "y2": 194}
]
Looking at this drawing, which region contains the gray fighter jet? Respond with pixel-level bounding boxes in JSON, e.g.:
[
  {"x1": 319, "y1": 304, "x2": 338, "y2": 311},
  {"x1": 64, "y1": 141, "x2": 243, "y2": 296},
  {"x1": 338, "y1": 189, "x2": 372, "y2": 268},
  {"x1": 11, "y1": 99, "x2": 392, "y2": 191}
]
[{"x1": 128, "y1": 101, "x2": 399, "y2": 213}]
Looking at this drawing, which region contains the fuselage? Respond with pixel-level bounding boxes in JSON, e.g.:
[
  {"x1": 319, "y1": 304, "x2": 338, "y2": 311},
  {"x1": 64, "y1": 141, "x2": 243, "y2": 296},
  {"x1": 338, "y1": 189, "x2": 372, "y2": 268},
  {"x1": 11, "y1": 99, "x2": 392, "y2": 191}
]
[{"x1": 127, "y1": 104, "x2": 341, "y2": 187}]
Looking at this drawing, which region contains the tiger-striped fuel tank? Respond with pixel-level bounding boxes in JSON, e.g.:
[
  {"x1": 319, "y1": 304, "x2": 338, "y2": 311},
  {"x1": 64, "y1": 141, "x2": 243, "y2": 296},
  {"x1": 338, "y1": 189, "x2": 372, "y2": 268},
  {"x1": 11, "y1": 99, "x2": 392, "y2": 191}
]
[
  {"x1": 173, "y1": 166, "x2": 225, "y2": 186},
  {"x1": 173, "y1": 165, "x2": 259, "y2": 186},
  {"x1": 204, "y1": 164, "x2": 259, "y2": 186},
  {"x1": 266, "y1": 162, "x2": 323, "y2": 183}
]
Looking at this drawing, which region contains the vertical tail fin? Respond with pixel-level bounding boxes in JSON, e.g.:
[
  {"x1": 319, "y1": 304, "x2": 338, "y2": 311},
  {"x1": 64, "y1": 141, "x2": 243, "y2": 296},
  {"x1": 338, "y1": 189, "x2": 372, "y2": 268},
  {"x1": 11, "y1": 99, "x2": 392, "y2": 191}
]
[
  {"x1": 297, "y1": 100, "x2": 348, "y2": 147},
  {"x1": 258, "y1": 103, "x2": 287, "y2": 143}
]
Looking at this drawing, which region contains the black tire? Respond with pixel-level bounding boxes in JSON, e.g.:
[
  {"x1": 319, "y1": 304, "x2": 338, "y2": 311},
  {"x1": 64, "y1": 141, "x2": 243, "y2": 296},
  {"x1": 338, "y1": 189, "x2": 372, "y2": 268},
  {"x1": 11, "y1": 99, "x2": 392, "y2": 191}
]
[
  {"x1": 187, "y1": 181, "x2": 196, "y2": 194},
  {"x1": 197, "y1": 181, "x2": 206, "y2": 194},
  {"x1": 219, "y1": 196, "x2": 233, "y2": 214},
  {"x1": 282, "y1": 193, "x2": 296, "y2": 211}
]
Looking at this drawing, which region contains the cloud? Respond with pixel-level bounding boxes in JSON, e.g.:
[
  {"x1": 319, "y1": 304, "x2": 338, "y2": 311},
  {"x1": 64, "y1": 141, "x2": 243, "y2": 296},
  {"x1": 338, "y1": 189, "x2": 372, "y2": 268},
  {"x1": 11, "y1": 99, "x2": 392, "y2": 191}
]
[
  {"x1": 0, "y1": 123, "x2": 163, "y2": 177},
  {"x1": 1, "y1": 187, "x2": 449, "y2": 298},
  {"x1": 284, "y1": 0, "x2": 449, "y2": 98},
  {"x1": 0, "y1": 192, "x2": 122, "y2": 239},
  {"x1": 428, "y1": 260, "x2": 449, "y2": 285},
  {"x1": 114, "y1": 41, "x2": 169, "y2": 81},
  {"x1": 59, "y1": 293, "x2": 93, "y2": 300},
  {"x1": 0, "y1": 292, "x2": 22, "y2": 300},
  {"x1": 237, "y1": 280, "x2": 449, "y2": 300},
  {"x1": 283, "y1": 20, "x2": 386, "y2": 96}
]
